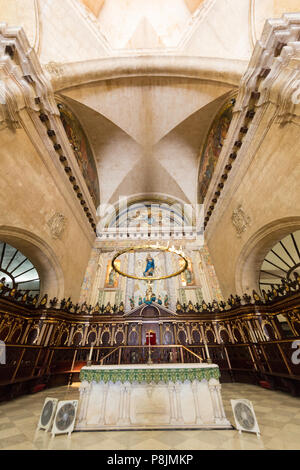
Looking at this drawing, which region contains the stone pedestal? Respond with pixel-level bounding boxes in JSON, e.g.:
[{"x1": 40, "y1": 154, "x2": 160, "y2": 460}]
[{"x1": 75, "y1": 363, "x2": 232, "y2": 430}]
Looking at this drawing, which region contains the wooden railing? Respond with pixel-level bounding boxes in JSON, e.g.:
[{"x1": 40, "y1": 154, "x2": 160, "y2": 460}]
[
  {"x1": 99, "y1": 345, "x2": 203, "y2": 366},
  {"x1": 0, "y1": 292, "x2": 300, "y2": 400}
]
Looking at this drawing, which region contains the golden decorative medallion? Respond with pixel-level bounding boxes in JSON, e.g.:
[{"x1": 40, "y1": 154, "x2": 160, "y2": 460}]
[{"x1": 111, "y1": 245, "x2": 188, "y2": 281}]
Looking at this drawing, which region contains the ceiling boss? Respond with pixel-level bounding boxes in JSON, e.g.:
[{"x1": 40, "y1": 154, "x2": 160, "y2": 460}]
[{"x1": 111, "y1": 245, "x2": 188, "y2": 281}]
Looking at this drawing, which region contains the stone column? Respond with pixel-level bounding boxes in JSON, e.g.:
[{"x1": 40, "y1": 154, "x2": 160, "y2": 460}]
[
  {"x1": 168, "y1": 382, "x2": 177, "y2": 424},
  {"x1": 215, "y1": 383, "x2": 228, "y2": 423},
  {"x1": 208, "y1": 378, "x2": 229, "y2": 425},
  {"x1": 124, "y1": 383, "x2": 132, "y2": 424},
  {"x1": 117, "y1": 385, "x2": 125, "y2": 424},
  {"x1": 208, "y1": 379, "x2": 221, "y2": 424},
  {"x1": 191, "y1": 381, "x2": 203, "y2": 424},
  {"x1": 98, "y1": 382, "x2": 109, "y2": 425},
  {"x1": 90, "y1": 254, "x2": 103, "y2": 306},
  {"x1": 125, "y1": 252, "x2": 135, "y2": 311},
  {"x1": 117, "y1": 382, "x2": 131, "y2": 425},
  {"x1": 165, "y1": 251, "x2": 176, "y2": 311},
  {"x1": 197, "y1": 250, "x2": 214, "y2": 303},
  {"x1": 77, "y1": 381, "x2": 91, "y2": 426},
  {"x1": 175, "y1": 383, "x2": 183, "y2": 424}
]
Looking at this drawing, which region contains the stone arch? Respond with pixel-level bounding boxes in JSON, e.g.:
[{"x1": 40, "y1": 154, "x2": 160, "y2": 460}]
[
  {"x1": 100, "y1": 193, "x2": 193, "y2": 230},
  {"x1": 0, "y1": 226, "x2": 64, "y2": 299},
  {"x1": 235, "y1": 217, "x2": 300, "y2": 295}
]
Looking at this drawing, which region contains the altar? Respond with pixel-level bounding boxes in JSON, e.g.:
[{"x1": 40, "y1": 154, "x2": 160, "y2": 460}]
[{"x1": 75, "y1": 363, "x2": 232, "y2": 430}]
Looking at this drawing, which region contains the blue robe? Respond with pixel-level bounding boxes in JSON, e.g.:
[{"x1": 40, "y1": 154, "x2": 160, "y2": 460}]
[{"x1": 143, "y1": 258, "x2": 155, "y2": 277}]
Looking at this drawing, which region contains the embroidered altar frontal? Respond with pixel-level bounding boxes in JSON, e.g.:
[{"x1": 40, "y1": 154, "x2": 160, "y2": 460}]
[{"x1": 76, "y1": 364, "x2": 232, "y2": 431}]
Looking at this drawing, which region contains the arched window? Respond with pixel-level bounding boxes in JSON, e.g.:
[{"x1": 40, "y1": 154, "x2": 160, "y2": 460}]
[
  {"x1": 259, "y1": 230, "x2": 300, "y2": 293},
  {"x1": 0, "y1": 242, "x2": 40, "y2": 296}
]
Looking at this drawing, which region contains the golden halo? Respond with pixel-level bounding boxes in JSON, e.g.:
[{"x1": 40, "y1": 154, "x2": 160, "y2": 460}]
[{"x1": 111, "y1": 245, "x2": 188, "y2": 281}]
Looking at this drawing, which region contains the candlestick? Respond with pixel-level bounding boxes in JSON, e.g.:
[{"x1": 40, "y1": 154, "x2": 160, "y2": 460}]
[
  {"x1": 204, "y1": 340, "x2": 211, "y2": 362},
  {"x1": 88, "y1": 345, "x2": 94, "y2": 362}
]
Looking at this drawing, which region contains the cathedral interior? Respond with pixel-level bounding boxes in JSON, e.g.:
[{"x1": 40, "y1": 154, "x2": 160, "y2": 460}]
[{"x1": 0, "y1": 0, "x2": 300, "y2": 451}]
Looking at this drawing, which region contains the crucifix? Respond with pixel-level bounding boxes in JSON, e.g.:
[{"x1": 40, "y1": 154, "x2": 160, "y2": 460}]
[{"x1": 146, "y1": 331, "x2": 153, "y2": 365}]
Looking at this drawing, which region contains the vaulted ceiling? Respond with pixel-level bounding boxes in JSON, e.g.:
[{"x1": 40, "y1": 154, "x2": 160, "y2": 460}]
[
  {"x1": 81, "y1": 0, "x2": 205, "y2": 17},
  {"x1": 80, "y1": 0, "x2": 206, "y2": 49},
  {"x1": 59, "y1": 78, "x2": 233, "y2": 207}
]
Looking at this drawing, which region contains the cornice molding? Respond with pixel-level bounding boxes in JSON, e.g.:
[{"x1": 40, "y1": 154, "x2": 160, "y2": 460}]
[
  {"x1": 204, "y1": 13, "x2": 300, "y2": 239},
  {"x1": 46, "y1": 55, "x2": 247, "y2": 92},
  {"x1": 0, "y1": 23, "x2": 97, "y2": 238}
]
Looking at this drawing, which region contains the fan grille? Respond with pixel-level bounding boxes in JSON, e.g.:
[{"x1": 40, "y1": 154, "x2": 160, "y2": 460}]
[
  {"x1": 55, "y1": 403, "x2": 76, "y2": 431},
  {"x1": 234, "y1": 402, "x2": 255, "y2": 430},
  {"x1": 41, "y1": 401, "x2": 54, "y2": 427}
]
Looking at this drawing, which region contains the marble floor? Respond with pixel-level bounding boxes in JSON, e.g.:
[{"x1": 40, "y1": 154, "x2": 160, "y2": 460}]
[{"x1": 0, "y1": 382, "x2": 299, "y2": 450}]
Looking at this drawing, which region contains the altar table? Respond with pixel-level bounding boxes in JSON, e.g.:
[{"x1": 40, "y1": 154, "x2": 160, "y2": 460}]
[{"x1": 75, "y1": 363, "x2": 232, "y2": 430}]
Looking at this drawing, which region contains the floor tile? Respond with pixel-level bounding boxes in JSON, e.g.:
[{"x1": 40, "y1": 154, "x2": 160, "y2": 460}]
[{"x1": 0, "y1": 383, "x2": 299, "y2": 450}]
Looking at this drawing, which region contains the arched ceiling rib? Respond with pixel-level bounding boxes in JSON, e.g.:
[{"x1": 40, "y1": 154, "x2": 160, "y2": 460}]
[
  {"x1": 61, "y1": 76, "x2": 233, "y2": 146},
  {"x1": 59, "y1": 86, "x2": 233, "y2": 207}
]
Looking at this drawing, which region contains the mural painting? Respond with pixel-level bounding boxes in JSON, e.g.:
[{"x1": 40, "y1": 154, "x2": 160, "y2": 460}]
[
  {"x1": 198, "y1": 99, "x2": 235, "y2": 204},
  {"x1": 58, "y1": 102, "x2": 100, "y2": 208},
  {"x1": 180, "y1": 257, "x2": 195, "y2": 286},
  {"x1": 105, "y1": 260, "x2": 120, "y2": 289}
]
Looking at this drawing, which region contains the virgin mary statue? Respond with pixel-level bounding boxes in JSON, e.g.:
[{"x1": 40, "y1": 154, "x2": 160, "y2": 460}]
[{"x1": 143, "y1": 253, "x2": 155, "y2": 277}]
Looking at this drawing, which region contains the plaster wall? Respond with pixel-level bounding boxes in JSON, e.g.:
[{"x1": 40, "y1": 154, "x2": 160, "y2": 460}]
[{"x1": 0, "y1": 125, "x2": 94, "y2": 301}]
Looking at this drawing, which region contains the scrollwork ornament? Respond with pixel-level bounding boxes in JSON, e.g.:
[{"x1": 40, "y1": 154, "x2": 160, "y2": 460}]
[
  {"x1": 47, "y1": 212, "x2": 67, "y2": 240},
  {"x1": 231, "y1": 205, "x2": 251, "y2": 238}
]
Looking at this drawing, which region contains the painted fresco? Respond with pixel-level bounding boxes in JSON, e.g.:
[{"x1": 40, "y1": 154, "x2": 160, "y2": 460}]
[
  {"x1": 105, "y1": 260, "x2": 120, "y2": 289},
  {"x1": 58, "y1": 102, "x2": 100, "y2": 208},
  {"x1": 180, "y1": 257, "x2": 195, "y2": 287},
  {"x1": 108, "y1": 202, "x2": 189, "y2": 229},
  {"x1": 198, "y1": 99, "x2": 235, "y2": 204}
]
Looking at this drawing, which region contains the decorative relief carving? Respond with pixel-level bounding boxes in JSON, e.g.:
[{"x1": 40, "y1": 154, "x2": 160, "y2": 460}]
[
  {"x1": 231, "y1": 205, "x2": 251, "y2": 238},
  {"x1": 47, "y1": 212, "x2": 67, "y2": 240},
  {"x1": 44, "y1": 62, "x2": 64, "y2": 79}
]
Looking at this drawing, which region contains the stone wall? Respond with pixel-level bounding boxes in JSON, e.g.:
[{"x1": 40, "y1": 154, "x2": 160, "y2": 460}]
[{"x1": 0, "y1": 125, "x2": 94, "y2": 301}]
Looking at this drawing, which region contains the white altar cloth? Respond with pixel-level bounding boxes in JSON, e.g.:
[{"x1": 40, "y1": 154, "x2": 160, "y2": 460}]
[{"x1": 75, "y1": 363, "x2": 231, "y2": 430}]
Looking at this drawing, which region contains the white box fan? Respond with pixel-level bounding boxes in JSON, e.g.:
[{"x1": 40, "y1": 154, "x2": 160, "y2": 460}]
[
  {"x1": 51, "y1": 400, "x2": 78, "y2": 437},
  {"x1": 231, "y1": 399, "x2": 260, "y2": 436},
  {"x1": 37, "y1": 398, "x2": 58, "y2": 432}
]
